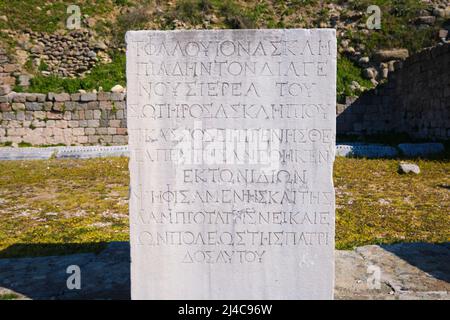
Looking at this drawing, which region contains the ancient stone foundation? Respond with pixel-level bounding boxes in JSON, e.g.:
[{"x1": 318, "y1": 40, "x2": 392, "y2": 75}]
[
  {"x1": 337, "y1": 43, "x2": 450, "y2": 141},
  {"x1": 0, "y1": 92, "x2": 127, "y2": 146},
  {"x1": 0, "y1": 43, "x2": 449, "y2": 146}
]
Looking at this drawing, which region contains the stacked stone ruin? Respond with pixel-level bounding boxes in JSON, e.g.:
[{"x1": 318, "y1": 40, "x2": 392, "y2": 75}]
[{"x1": 0, "y1": 91, "x2": 127, "y2": 146}]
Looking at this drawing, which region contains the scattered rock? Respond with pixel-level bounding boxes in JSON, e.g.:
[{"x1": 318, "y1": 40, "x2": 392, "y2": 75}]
[
  {"x1": 374, "y1": 49, "x2": 409, "y2": 62},
  {"x1": 439, "y1": 29, "x2": 448, "y2": 41},
  {"x1": 344, "y1": 46, "x2": 355, "y2": 55},
  {"x1": 111, "y1": 84, "x2": 125, "y2": 93},
  {"x1": 363, "y1": 67, "x2": 378, "y2": 80},
  {"x1": 350, "y1": 81, "x2": 361, "y2": 91},
  {"x1": 93, "y1": 41, "x2": 107, "y2": 50},
  {"x1": 387, "y1": 60, "x2": 396, "y2": 72},
  {"x1": 18, "y1": 74, "x2": 31, "y2": 86},
  {"x1": 358, "y1": 56, "x2": 370, "y2": 65},
  {"x1": 398, "y1": 162, "x2": 420, "y2": 174},
  {"x1": 340, "y1": 39, "x2": 350, "y2": 49},
  {"x1": 381, "y1": 67, "x2": 389, "y2": 79},
  {"x1": 48, "y1": 92, "x2": 70, "y2": 102},
  {"x1": 432, "y1": 8, "x2": 447, "y2": 18}
]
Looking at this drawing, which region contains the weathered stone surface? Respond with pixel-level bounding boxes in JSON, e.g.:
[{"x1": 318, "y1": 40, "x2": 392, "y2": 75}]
[
  {"x1": 80, "y1": 93, "x2": 97, "y2": 102},
  {"x1": 48, "y1": 92, "x2": 70, "y2": 102},
  {"x1": 0, "y1": 90, "x2": 126, "y2": 146},
  {"x1": 0, "y1": 84, "x2": 11, "y2": 96},
  {"x1": 25, "y1": 102, "x2": 43, "y2": 111},
  {"x1": 11, "y1": 93, "x2": 26, "y2": 103},
  {"x1": 97, "y1": 92, "x2": 111, "y2": 101},
  {"x1": 110, "y1": 92, "x2": 125, "y2": 101},
  {"x1": 335, "y1": 243, "x2": 450, "y2": 300},
  {"x1": 11, "y1": 103, "x2": 25, "y2": 111},
  {"x1": 127, "y1": 29, "x2": 337, "y2": 299}
]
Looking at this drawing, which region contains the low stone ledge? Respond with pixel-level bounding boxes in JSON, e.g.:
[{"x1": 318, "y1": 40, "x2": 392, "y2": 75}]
[
  {"x1": 0, "y1": 145, "x2": 129, "y2": 160},
  {"x1": 336, "y1": 143, "x2": 399, "y2": 158}
]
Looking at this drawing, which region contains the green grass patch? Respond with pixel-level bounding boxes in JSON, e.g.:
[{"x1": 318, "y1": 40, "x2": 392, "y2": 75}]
[
  {"x1": 18, "y1": 141, "x2": 33, "y2": 148},
  {"x1": 0, "y1": 0, "x2": 118, "y2": 33},
  {"x1": 345, "y1": 0, "x2": 440, "y2": 55},
  {"x1": 20, "y1": 52, "x2": 125, "y2": 94},
  {"x1": 334, "y1": 157, "x2": 450, "y2": 249},
  {"x1": 337, "y1": 55, "x2": 374, "y2": 103}
]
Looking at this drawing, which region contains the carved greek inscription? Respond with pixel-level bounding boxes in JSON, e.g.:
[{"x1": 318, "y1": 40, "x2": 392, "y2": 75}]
[{"x1": 128, "y1": 29, "x2": 336, "y2": 299}]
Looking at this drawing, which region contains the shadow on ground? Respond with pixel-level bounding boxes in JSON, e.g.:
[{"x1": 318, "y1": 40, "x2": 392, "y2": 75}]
[
  {"x1": 380, "y1": 242, "x2": 450, "y2": 283},
  {"x1": 0, "y1": 241, "x2": 448, "y2": 300},
  {"x1": 0, "y1": 242, "x2": 130, "y2": 300}
]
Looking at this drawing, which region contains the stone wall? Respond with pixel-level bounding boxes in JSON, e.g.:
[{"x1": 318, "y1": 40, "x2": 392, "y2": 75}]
[
  {"x1": 337, "y1": 43, "x2": 450, "y2": 141},
  {"x1": 0, "y1": 91, "x2": 127, "y2": 146},
  {"x1": 8, "y1": 29, "x2": 109, "y2": 78}
]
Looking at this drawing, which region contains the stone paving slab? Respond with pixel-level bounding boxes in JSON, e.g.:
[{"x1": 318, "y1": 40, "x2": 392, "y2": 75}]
[
  {"x1": 0, "y1": 242, "x2": 448, "y2": 300},
  {"x1": 0, "y1": 147, "x2": 58, "y2": 160},
  {"x1": 336, "y1": 243, "x2": 449, "y2": 300}
]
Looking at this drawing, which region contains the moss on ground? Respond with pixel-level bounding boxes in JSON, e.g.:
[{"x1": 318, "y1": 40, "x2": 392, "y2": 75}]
[
  {"x1": 0, "y1": 156, "x2": 448, "y2": 257},
  {"x1": 334, "y1": 157, "x2": 450, "y2": 249}
]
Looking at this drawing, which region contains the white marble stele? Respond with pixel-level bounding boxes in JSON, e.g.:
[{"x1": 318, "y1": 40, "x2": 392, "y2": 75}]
[{"x1": 126, "y1": 29, "x2": 336, "y2": 299}]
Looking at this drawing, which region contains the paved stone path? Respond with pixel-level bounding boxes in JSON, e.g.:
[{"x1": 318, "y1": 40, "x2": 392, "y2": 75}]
[{"x1": 0, "y1": 242, "x2": 448, "y2": 300}]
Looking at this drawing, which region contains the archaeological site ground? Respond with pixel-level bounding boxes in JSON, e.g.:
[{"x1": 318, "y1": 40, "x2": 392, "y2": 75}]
[{"x1": 0, "y1": 0, "x2": 448, "y2": 304}]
